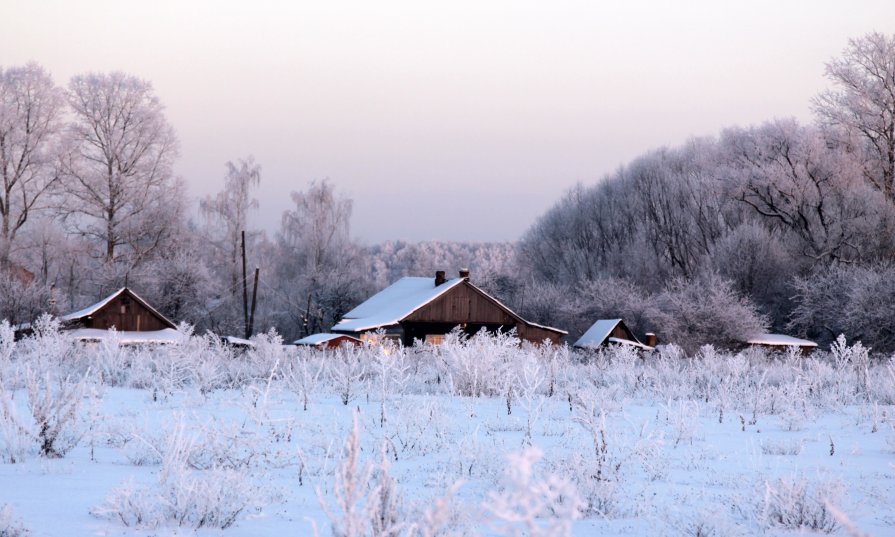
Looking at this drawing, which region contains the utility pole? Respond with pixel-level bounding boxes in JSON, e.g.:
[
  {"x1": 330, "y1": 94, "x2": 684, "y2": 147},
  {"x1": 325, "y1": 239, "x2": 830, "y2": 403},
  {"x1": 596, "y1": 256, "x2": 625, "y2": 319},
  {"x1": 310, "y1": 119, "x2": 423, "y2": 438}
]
[{"x1": 249, "y1": 266, "x2": 260, "y2": 337}]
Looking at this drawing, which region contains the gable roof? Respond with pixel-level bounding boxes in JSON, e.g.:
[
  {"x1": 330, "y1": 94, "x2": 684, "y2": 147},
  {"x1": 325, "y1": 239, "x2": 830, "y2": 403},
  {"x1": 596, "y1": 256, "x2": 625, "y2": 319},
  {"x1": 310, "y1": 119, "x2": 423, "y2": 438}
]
[
  {"x1": 332, "y1": 277, "x2": 466, "y2": 332},
  {"x1": 574, "y1": 319, "x2": 651, "y2": 350},
  {"x1": 59, "y1": 287, "x2": 177, "y2": 330},
  {"x1": 332, "y1": 276, "x2": 566, "y2": 335}
]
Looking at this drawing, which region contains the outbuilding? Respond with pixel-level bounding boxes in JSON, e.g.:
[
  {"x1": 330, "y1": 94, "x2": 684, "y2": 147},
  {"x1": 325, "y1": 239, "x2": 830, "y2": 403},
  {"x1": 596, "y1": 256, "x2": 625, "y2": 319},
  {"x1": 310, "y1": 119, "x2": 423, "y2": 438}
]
[
  {"x1": 573, "y1": 319, "x2": 654, "y2": 351},
  {"x1": 294, "y1": 333, "x2": 363, "y2": 350},
  {"x1": 59, "y1": 287, "x2": 183, "y2": 345}
]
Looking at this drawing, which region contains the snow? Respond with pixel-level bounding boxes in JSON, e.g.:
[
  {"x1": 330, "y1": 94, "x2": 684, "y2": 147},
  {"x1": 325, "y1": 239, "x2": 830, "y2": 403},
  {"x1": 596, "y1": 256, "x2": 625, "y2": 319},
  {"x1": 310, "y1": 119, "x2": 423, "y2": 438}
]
[
  {"x1": 223, "y1": 335, "x2": 255, "y2": 347},
  {"x1": 1, "y1": 333, "x2": 893, "y2": 536},
  {"x1": 293, "y1": 333, "x2": 359, "y2": 345},
  {"x1": 66, "y1": 327, "x2": 185, "y2": 344},
  {"x1": 747, "y1": 333, "x2": 818, "y2": 347},
  {"x1": 58, "y1": 287, "x2": 127, "y2": 321},
  {"x1": 332, "y1": 276, "x2": 465, "y2": 332},
  {"x1": 606, "y1": 336, "x2": 652, "y2": 350}
]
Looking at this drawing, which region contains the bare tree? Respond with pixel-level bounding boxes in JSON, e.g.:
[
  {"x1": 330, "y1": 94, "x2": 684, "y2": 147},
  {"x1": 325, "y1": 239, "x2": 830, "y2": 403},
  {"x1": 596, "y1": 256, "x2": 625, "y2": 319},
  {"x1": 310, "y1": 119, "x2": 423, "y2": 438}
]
[
  {"x1": 0, "y1": 63, "x2": 65, "y2": 269},
  {"x1": 814, "y1": 32, "x2": 895, "y2": 200},
  {"x1": 60, "y1": 72, "x2": 182, "y2": 267}
]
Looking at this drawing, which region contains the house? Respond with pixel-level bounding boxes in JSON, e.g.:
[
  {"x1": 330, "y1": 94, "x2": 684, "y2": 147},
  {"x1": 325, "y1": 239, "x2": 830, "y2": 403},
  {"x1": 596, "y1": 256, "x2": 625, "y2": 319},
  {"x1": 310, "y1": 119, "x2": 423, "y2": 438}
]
[
  {"x1": 331, "y1": 270, "x2": 566, "y2": 345},
  {"x1": 294, "y1": 333, "x2": 363, "y2": 350},
  {"x1": 573, "y1": 319, "x2": 654, "y2": 351},
  {"x1": 58, "y1": 287, "x2": 184, "y2": 345},
  {"x1": 744, "y1": 333, "x2": 817, "y2": 353}
]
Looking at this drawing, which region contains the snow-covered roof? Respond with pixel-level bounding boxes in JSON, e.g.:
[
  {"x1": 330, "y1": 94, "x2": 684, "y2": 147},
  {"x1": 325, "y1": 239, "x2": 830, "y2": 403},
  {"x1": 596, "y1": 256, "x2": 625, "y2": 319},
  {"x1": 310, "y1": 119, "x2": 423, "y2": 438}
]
[
  {"x1": 607, "y1": 337, "x2": 653, "y2": 351},
  {"x1": 332, "y1": 277, "x2": 466, "y2": 332},
  {"x1": 574, "y1": 319, "x2": 622, "y2": 348},
  {"x1": 223, "y1": 335, "x2": 255, "y2": 347},
  {"x1": 574, "y1": 319, "x2": 651, "y2": 349},
  {"x1": 66, "y1": 328, "x2": 185, "y2": 345},
  {"x1": 59, "y1": 287, "x2": 177, "y2": 329},
  {"x1": 746, "y1": 333, "x2": 818, "y2": 347},
  {"x1": 294, "y1": 333, "x2": 361, "y2": 346}
]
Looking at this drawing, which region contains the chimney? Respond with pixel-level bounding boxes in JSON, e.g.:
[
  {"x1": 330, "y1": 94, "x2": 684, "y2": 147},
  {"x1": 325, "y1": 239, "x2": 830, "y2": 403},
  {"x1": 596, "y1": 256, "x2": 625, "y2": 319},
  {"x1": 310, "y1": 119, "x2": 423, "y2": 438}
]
[
  {"x1": 458, "y1": 268, "x2": 470, "y2": 280},
  {"x1": 434, "y1": 270, "x2": 446, "y2": 286},
  {"x1": 644, "y1": 332, "x2": 657, "y2": 348}
]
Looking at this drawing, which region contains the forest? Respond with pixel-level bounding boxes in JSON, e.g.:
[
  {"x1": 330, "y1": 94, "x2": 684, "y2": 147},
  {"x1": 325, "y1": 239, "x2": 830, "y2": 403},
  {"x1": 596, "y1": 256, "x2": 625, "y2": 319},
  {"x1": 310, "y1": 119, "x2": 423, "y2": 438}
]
[{"x1": 1, "y1": 32, "x2": 894, "y2": 352}]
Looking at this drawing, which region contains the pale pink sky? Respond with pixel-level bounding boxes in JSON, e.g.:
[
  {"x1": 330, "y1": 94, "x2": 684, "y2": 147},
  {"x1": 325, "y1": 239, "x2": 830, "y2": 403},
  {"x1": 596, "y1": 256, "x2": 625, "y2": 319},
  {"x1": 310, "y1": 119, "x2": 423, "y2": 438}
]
[{"x1": 3, "y1": 1, "x2": 894, "y2": 242}]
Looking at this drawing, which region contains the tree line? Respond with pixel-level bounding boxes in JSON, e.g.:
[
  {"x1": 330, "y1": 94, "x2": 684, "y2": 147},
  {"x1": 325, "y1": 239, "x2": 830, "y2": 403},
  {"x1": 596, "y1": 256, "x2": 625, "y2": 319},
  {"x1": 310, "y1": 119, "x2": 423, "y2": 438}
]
[{"x1": 1, "y1": 32, "x2": 893, "y2": 352}]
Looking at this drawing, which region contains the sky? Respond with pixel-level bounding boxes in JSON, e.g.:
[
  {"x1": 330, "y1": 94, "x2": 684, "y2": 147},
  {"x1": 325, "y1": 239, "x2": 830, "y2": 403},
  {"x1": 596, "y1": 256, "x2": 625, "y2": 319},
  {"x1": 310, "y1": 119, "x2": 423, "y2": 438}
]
[{"x1": 3, "y1": 1, "x2": 894, "y2": 243}]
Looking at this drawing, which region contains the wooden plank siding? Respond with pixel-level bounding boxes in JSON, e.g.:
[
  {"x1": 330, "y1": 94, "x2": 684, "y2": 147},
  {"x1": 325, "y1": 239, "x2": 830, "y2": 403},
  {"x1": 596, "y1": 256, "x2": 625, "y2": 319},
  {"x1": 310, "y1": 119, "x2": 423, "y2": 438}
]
[
  {"x1": 405, "y1": 283, "x2": 516, "y2": 325},
  {"x1": 84, "y1": 294, "x2": 171, "y2": 332}
]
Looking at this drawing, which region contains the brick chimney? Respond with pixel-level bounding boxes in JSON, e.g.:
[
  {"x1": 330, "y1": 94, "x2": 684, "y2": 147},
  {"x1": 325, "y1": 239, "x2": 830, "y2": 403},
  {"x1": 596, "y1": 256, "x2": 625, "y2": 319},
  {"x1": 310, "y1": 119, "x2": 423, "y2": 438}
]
[
  {"x1": 435, "y1": 270, "x2": 446, "y2": 286},
  {"x1": 644, "y1": 332, "x2": 657, "y2": 347},
  {"x1": 459, "y1": 268, "x2": 470, "y2": 280}
]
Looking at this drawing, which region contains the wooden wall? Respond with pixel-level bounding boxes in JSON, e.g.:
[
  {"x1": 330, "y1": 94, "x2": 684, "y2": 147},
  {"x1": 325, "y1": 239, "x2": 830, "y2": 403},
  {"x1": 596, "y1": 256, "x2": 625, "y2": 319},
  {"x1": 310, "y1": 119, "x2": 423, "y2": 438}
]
[
  {"x1": 84, "y1": 295, "x2": 170, "y2": 332},
  {"x1": 405, "y1": 283, "x2": 516, "y2": 325}
]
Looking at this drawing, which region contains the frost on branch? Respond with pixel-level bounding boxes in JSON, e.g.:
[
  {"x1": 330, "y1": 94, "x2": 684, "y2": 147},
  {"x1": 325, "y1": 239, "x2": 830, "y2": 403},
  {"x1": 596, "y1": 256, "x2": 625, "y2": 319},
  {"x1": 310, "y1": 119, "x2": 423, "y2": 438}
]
[{"x1": 482, "y1": 447, "x2": 583, "y2": 537}]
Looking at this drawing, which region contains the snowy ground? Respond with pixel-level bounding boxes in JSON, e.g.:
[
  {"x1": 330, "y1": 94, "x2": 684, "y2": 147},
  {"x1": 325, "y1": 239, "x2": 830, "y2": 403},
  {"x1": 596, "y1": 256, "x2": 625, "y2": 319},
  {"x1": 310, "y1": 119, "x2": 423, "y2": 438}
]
[{"x1": 0, "y1": 325, "x2": 894, "y2": 536}]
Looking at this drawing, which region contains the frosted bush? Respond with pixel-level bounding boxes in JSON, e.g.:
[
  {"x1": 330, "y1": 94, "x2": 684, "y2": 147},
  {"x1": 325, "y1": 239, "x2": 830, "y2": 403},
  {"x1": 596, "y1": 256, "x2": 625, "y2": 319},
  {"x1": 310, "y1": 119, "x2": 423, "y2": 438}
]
[
  {"x1": 328, "y1": 345, "x2": 367, "y2": 406},
  {"x1": 482, "y1": 447, "x2": 583, "y2": 536},
  {"x1": 443, "y1": 328, "x2": 519, "y2": 397},
  {"x1": 94, "y1": 418, "x2": 264, "y2": 530},
  {"x1": 0, "y1": 368, "x2": 90, "y2": 459},
  {"x1": 760, "y1": 438, "x2": 803, "y2": 456},
  {"x1": 0, "y1": 504, "x2": 29, "y2": 537},
  {"x1": 0, "y1": 320, "x2": 14, "y2": 378},
  {"x1": 284, "y1": 349, "x2": 325, "y2": 411},
  {"x1": 758, "y1": 476, "x2": 843, "y2": 533}
]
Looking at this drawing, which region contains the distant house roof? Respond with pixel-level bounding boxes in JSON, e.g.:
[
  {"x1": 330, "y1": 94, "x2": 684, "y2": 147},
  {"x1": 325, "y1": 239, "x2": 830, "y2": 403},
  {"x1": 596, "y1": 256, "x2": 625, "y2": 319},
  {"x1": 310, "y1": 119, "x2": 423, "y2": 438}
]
[
  {"x1": 67, "y1": 327, "x2": 185, "y2": 345},
  {"x1": 294, "y1": 333, "x2": 362, "y2": 346},
  {"x1": 332, "y1": 277, "x2": 467, "y2": 333},
  {"x1": 746, "y1": 333, "x2": 818, "y2": 348},
  {"x1": 574, "y1": 319, "x2": 652, "y2": 350},
  {"x1": 331, "y1": 275, "x2": 566, "y2": 337},
  {"x1": 60, "y1": 287, "x2": 177, "y2": 330},
  {"x1": 222, "y1": 335, "x2": 255, "y2": 348}
]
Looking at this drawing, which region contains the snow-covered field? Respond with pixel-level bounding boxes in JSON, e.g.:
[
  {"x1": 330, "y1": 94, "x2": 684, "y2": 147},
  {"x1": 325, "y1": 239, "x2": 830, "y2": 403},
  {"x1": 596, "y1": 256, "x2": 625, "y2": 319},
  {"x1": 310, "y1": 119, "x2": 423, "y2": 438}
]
[{"x1": 1, "y1": 321, "x2": 894, "y2": 536}]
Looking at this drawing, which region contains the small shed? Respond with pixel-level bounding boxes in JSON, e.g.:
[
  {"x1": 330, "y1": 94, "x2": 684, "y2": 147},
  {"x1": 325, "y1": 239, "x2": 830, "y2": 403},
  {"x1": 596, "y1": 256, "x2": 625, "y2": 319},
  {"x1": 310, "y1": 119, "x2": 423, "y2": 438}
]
[
  {"x1": 745, "y1": 333, "x2": 817, "y2": 352},
  {"x1": 573, "y1": 319, "x2": 654, "y2": 351},
  {"x1": 294, "y1": 333, "x2": 362, "y2": 350},
  {"x1": 59, "y1": 287, "x2": 181, "y2": 344},
  {"x1": 331, "y1": 270, "x2": 566, "y2": 346}
]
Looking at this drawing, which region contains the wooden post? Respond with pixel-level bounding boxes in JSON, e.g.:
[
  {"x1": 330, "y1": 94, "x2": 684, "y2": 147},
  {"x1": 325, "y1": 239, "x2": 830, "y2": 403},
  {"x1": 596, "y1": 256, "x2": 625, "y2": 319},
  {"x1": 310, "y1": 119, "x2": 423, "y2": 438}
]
[
  {"x1": 249, "y1": 267, "x2": 260, "y2": 338},
  {"x1": 242, "y1": 230, "x2": 249, "y2": 339}
]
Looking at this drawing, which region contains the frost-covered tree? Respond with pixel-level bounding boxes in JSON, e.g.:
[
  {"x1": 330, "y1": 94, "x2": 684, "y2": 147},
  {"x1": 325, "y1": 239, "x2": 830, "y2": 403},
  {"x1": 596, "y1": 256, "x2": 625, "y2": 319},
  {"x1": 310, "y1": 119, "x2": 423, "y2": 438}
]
[
  {"x1": 60, "y1": 72, "x2": 183, "y2": 267},
  {"x1": 722, "y1": 119, "x2": 892, "y2": 265},
  {"x1": 814, "y1": 32, "x2": 895, "y2": 200},
  {"x1": 0, "y1": 63, "x2": 66, "y2": 269},
  {"x1": 272, "y1": 180, "x2": 370, "y2": 338},
  {"x1": 200, "y1": 157, "x2": 261, "y2": 293}
]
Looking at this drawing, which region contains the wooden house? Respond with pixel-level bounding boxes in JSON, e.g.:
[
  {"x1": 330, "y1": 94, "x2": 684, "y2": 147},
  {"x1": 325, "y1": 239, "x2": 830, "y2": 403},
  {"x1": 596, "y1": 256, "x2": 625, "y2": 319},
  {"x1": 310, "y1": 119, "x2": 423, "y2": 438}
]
[
  {"x1": 59, "y1": 287, "x2": 183, "y2": 344},
  {"x1": 331, "y1": 270, "x2": 566, "y2": 345},
  {"x1": 573, "y1": 319, "x2": 654, "y2": 351},
  {"x1": 294, "y1": 333, "x2": 363, "y2": 350}
]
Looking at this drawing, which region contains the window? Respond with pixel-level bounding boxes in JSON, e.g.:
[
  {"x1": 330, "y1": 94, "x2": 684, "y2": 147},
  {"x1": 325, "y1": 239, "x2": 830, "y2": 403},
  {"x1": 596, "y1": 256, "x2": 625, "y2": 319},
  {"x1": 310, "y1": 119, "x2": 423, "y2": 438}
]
[{"x1": 425, "y1": 334, "x2": 445, "y2": 345}]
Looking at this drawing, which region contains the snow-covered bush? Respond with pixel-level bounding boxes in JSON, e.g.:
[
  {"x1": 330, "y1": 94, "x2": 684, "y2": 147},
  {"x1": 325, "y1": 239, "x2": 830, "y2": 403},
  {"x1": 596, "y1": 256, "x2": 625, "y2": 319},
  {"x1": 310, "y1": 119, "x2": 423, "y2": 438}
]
[
  {"x1": 0, "y1": 367, "x2": 90, "y2": 459},
  {"x1": 93, "y1": 417, "x2": 264, "y2": 530},
  {"x1": 758, "y1": 476, "x2": 843, "y2": 533},
  {"x1": 482, "y1": 447, "x2": 583, "y2": 537},
  {"x1": 0, "y1": 504, "x2": 29, "y2": 537}
]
